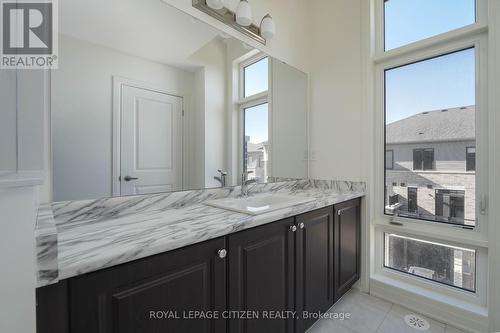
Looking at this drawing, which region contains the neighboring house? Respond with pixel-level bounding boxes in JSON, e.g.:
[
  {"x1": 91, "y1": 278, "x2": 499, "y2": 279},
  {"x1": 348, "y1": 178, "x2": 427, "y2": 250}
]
[
  {"x1": 244, "y1": 137, "x2": 269, "y2": 182},
  {"x1": 385, "y1": 106, "x2": 476, "y2": 226}
]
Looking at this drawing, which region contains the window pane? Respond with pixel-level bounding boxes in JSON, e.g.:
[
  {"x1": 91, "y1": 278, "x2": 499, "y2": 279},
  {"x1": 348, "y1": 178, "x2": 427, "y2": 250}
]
[
  {"x1": 407, "y1": 187, "x2": 418, "y2": 214},
  {"x1": 244, "y1": 57, "x2": 268, "y2": 97},
  {"x1": 384, "y1": 233, "x2": 476, "y2": 292},
  {"x1": 384, "y1": 49, "x2": 476, "y2": 227},
  {"x1": 413, "y1": 149, "x2": 423, "y2": 170},
  {"x1": 384, "y1": 0, "x2": 476, "y2": 51},
  {"x1": 244, "y1": 103, "x2": 269, "y2": 182},
  {"x1": 466, "y1": 147, "x2": 476, "y2": 171},
  {"x1": 423, "y1": 149, "x2": 434, "y2": 170}
]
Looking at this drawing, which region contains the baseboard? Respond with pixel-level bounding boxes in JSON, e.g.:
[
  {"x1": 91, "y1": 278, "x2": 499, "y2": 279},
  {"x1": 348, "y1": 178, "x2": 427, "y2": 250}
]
[{"x1": 370, "y1": 275, "x2": 488, "y2": 333}]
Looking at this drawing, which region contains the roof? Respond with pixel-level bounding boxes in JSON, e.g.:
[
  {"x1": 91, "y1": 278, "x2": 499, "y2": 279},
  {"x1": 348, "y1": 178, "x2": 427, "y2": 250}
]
[
  {"x1": 246, "y1": 141, "x2": 268, "y2": 152},
  {"x1": 386, "y1": 106, "x2": 475, "y2": 144}
]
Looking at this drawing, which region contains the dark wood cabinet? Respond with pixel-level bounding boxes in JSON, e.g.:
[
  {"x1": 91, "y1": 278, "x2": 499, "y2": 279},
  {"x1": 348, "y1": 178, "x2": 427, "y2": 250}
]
[
  {"x1": 36, "y1": 280, "x2": 69, "y2": 333},
  {"x1": 295, "y1": 206, "x2": 334, "y2": 332},
  {"x1": 334, "y1": 198, "x2": 361, "y2": 301},
  {"x1": 69, "y1": 237, "x2": 227, "y2": 333},
  {"x1": 36, "y1": 199, "x2": 362, "y2": 333},
  {"x1": 228, "y1": 217, "x2": 295, "y2": 333}
]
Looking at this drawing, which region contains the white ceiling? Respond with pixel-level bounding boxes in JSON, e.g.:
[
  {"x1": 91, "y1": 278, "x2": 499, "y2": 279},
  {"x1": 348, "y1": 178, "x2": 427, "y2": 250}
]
[{"x1": 59, "y1": 0, "x2": 222, "y2": 69}]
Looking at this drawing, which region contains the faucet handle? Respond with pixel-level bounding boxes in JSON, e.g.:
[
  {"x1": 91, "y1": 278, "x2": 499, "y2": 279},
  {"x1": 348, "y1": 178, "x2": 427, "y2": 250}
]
[{"x1": 218, "y1": 169, "x2": 228, "y2": 176}]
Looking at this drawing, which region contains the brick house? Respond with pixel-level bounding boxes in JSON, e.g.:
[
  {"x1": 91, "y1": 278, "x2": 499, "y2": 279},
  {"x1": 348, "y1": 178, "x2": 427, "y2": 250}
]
[{"x1": 385, "y1": 106, "x2": 476, "y2": 226}]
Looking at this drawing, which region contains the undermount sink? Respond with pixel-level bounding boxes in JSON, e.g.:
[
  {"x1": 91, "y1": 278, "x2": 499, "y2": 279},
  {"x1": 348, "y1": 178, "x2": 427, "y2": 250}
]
[{"x1": 205, "y1": 194, "x2": 316, "y2": 215}]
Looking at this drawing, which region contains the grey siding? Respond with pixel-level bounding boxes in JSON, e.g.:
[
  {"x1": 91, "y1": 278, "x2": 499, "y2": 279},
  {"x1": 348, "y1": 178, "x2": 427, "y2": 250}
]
[{"x1": 387, "y1": 140, "x2": 475, "y2": 172}]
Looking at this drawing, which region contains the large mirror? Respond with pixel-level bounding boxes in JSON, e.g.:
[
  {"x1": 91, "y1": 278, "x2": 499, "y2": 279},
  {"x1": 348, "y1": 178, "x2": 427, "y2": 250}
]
[{"x1": 51, "y1": 0, "x2": 308, "y2": 202}]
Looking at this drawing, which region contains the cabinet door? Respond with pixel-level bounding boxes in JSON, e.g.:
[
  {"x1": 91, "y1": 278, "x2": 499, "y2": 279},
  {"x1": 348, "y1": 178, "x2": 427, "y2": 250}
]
[
  {"x1": 70, "y1": 237, "x2": 227, "y2": 333},
  {"x1": 334, "y1": 198, "x2": 361, "y2": 301},
  {"x1": 228, "y1": 218, "x2": 295, "y2": 333},
  {"x1": 295, "y1": 206, "x2": 334, "y2": 332}
]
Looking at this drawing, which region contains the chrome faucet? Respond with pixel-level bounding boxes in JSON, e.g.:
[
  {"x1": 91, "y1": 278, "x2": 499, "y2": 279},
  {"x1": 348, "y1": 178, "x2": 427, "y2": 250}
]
[
  {"x1": 214, "y1": 169, "x2": 228, "y2": 188},
  {"x1": 240, "y1": 171, "x2": 257, "y2": 197}
]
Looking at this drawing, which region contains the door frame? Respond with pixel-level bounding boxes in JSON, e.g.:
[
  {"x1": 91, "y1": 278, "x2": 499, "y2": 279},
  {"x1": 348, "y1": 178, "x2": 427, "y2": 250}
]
[{"x1": 112, "y1": 76, "x2": 185, "y2": 196}]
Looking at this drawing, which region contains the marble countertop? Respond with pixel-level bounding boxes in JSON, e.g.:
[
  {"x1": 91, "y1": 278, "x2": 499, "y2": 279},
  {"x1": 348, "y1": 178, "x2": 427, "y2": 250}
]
[{"x1": 36, "y1": 179, "x2": 365, "y2": 287}]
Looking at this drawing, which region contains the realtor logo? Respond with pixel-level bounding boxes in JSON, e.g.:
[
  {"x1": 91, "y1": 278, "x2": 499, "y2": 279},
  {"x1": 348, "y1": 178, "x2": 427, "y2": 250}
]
[{"x1": 1, "y1": 0, "x2": 58, "y2": 69}]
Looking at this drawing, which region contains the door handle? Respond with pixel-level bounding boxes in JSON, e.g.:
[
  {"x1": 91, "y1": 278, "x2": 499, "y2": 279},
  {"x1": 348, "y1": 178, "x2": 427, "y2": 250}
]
[
  {"x1": 337, "y1": 207, "x2": 351, "y2": 216},
  {"x1": 217, "y1": 249, "x2": 227, "y2": 259},
  {"x1": 123, "y1": 176, "x2": 139, "y2": 182}
]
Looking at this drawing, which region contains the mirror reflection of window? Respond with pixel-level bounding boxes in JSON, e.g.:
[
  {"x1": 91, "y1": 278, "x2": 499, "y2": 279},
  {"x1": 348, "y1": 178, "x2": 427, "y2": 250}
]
[
  {"x1": 243, "y1": 103, "x2": 269, "y2": 182},
  {"x1": 244, "y1": 57, "x2": 268, "y2": 97},
  {"x1": 240, "y1": 55, "x2": 270, "y2": 183}
]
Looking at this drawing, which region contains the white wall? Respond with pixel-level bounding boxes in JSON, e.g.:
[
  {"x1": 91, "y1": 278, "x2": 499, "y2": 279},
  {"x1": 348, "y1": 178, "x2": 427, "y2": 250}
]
[
  {"x1": 52, "y1": 35, "x2": 196, "y2": 201},
  {"x1": 308, "y1": 0, "x2": 364, "y2": 181},
  {"x1": 190, "y1": 39, "x2": 228, "y2": 188},
  {"x1": 161, "y1": 0, "x2": 311, "y2": 74},
  {"x1": 0, "y1": 185, "x2": 38, "y2": 333},
  {"x1": 0, "y1": 70, "x2": 17, "y2": 175}
]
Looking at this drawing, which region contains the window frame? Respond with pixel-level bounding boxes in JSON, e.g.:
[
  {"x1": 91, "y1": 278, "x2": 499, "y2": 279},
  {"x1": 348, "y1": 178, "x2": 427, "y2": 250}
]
[
  {"x1": 371, "y1": 0, "x2": 489, "y2": 307},
  {"x1": 237, "y1": 53, "x2": 272, "y2": 181}
]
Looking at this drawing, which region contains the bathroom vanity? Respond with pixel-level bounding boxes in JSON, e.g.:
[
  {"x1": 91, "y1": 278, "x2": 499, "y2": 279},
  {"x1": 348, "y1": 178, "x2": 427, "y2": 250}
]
[
  {"x1": 35, "y1": 180, "x2": 364, "y2": 333},
  {"x1": 37, "y1": 4, "x2": 364, "y2": 331}
]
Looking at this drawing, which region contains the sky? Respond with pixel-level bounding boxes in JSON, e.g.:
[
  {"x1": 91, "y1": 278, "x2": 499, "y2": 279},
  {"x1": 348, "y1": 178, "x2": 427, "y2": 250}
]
[
  {"x1": 385, "y1": 0, "x2": 476, "y2": 123},
  {"x1": 244, "y1": 58, "x2": 269, "y2": 144},
  {"x1": 245, "y1": 103, "x2": 268, "y2": 144}
]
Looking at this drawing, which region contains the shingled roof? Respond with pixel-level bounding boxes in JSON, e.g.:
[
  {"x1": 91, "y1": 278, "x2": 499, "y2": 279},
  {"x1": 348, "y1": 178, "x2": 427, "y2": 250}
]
[{"x1": 386, "y1": 106, "x2": 475, "y2": 144}]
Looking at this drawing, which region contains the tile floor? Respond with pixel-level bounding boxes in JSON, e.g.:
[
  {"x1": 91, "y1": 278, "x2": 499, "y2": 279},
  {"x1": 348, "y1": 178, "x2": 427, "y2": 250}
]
[{"x1": 307, "y1": 289, "x2": 468, "y2": 333}]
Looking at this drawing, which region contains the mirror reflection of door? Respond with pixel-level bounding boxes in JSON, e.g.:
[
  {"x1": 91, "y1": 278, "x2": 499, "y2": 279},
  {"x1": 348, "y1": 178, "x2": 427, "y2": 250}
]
[{"x1": 120, "y1": 85, "x2": 183, "y2": 195}]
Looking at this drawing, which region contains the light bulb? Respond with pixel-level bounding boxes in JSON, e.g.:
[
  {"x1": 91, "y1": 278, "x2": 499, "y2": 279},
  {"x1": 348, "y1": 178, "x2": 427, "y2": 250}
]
[
  {"x1": 206, "y1": 0, "x2": 224, "y2": 10},
  {"x1": 260, "y1": 14, "x2": 275, "y2": 39},
  {"x1": 236, "y1": 0, "x2": 252, "y2": 27}
]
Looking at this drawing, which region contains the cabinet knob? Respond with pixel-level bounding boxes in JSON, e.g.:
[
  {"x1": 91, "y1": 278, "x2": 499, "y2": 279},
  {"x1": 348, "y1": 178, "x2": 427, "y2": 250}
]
[
  {"x1": 290, "y1": 225, "x2": 297, "y2": 232},
  {"x1": 217, "y1": 249, "x2": 227, "y2": 259},
  {"x1": 299, "y1": 222, "x2": 305, "y2": 229}
]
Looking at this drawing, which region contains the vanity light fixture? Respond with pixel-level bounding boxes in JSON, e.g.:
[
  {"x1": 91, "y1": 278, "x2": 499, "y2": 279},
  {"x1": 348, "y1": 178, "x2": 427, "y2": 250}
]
[
  {"x1": 235, "y1": 0, "x2": 252, "y2": 26},
  {"x1": 206, "y1": 0, "x2": 224, "y2": 10},
  {"x1": 192, "y1": 0, "x2": 269, "y2": 45},
  {"x1": 260, "y1": 14, "x2": 275, "y2": 40}
]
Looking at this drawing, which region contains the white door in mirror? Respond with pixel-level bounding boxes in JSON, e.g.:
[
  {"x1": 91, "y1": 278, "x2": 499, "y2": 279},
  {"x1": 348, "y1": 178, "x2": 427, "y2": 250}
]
[{"x1": 120, "y1": 85, "x2": 183, "y2": 195}]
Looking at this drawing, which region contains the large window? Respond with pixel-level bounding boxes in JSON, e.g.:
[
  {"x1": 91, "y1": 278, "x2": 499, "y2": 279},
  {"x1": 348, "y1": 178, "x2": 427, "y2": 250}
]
[
  {"x1": 377, "y1": 0, "x2": 487, "y2": 302},
  {"x1": 384, "y1": 49, "x2": 476, "y2": 227},
  {"x1": 239, "y1": 55, "x2": 270, "y2": 182},
  {"x1": 385, "y1": 234, "x2": 476, "y2": 292},
  {"x1": 384, "y1": 0, "x2": 476, "y2": 51}
]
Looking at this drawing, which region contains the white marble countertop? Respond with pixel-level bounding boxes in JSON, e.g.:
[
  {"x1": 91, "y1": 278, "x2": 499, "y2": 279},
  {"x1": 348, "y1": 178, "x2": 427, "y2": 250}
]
[{"x1": 36, "y1": 179, "x2": 365, "y2": 287}]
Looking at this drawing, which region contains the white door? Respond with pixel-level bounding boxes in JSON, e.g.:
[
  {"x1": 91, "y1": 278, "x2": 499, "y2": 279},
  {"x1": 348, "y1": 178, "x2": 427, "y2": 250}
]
[{"x1": 120, "y1": 85, "x2": 183, "y2": 195}]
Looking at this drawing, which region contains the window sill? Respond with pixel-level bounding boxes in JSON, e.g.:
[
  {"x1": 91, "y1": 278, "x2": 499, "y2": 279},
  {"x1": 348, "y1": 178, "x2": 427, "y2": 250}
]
[{"x1": 370, "y1": 274, "x2": 488, "y2": 333}]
